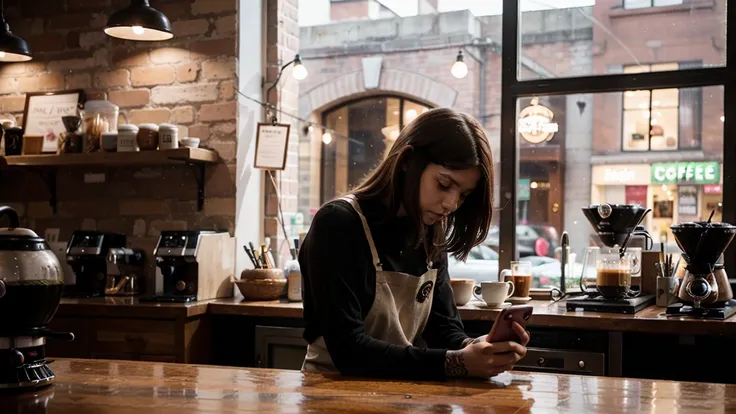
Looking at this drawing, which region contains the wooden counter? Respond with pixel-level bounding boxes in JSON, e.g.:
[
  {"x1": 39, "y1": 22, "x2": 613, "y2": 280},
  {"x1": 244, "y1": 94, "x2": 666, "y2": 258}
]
[
  {"x1": 208, "y1": 298, "x2": 736, "y2": 336},
  {"x1": 1, "y1": 358, "x2": 734, "y2": 413},
  {"x1": 57, "y1": 297, "x2": 211, "y2": 319}
]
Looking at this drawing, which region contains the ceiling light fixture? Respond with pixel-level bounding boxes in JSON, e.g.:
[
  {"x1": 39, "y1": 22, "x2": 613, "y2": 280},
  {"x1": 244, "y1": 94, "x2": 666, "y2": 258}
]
[
  {"x1": 104, "y1": 0, "x2": 173, "y2": 42},
  {"x1": 0, "y1": 0, "x2": 32, "y2": 62}
]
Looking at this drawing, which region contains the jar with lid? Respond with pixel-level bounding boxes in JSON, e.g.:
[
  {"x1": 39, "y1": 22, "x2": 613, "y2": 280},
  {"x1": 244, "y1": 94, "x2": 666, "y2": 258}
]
[
  {"x1": 81, "y1": 100, "x2": 119, "y2": 152},
  {"x1": 158, "y1": 123, "x2": 179, "y2": 150},
  {"x1": 137, "y1": 123, "x2": 159, "y2": 151},
  {"x1": 117, "y1": 124, "x2": 139, "y2": 152}
]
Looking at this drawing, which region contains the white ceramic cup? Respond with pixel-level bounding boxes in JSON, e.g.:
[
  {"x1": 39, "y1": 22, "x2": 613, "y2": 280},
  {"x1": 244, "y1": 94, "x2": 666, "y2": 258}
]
[
  {"x1": 473, "y1": 281, "x2": 515, "y2": 306},
  {"x1": 449, "y1": 279, "x2": 475, "y2": 306}
]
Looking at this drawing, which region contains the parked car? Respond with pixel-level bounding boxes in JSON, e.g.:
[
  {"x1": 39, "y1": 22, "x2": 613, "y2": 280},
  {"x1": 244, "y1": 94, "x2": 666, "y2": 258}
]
[
  {"x1": 447, "y1": 245, "x2": 499, "y2": 284},
  {"x1": 483, "y1": 224, "x2": 560, "y2": 258}
]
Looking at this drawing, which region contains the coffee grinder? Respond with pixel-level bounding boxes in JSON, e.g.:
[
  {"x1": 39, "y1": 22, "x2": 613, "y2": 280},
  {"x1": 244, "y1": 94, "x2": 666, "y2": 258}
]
[
  {"x1": 565, "y1": 203, "x2": 656, "y2": 314},
  {"x1": 65, "y1": 231, "x2": 127, "y2": 298},
  {"x1": 142, "y1": 230, "x2": 235, "y2": 303},
  {"x1": 666, "y1": 221, "x2": 736, "y2": 319}
]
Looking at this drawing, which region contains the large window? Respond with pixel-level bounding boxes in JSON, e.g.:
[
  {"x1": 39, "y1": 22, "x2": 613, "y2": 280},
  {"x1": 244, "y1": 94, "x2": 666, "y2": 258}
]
[
  {"x1": 624, "y1": 0, "x2": 684, "y2": 9},
  {"x1": 621, "y1": 63, "x2": 702, "y2": 152},
  {"x1": 320, "y1": 97, "x2": 431, "y2": 203}
]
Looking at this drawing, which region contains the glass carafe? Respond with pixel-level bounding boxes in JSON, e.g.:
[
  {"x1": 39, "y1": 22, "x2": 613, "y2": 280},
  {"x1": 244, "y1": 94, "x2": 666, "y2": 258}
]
[{"x1": 580, "y1": 246, "x2": 641, "y2": 299}]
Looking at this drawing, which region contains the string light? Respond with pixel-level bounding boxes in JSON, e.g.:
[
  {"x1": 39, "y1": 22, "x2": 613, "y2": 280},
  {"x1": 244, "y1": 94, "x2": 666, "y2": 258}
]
[
  {"x1": 322, "y1": 132, "x2": 332, "y2": 145},
  {"x1": 451, "y1": 50, "x2": 468, "y2": 79}
]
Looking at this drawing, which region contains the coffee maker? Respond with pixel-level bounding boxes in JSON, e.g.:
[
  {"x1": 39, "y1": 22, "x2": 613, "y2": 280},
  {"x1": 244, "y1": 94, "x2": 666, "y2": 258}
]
[
  {"x1": 104, "y1": 248, "x2": 146, "y2": 296},
  {"x1": 142, "y1": 230, "x2": 234, "y2": 303},
  {"x1": 666, "y1": 221, "x2": 736, "y2": 319},
  {"x1": 0, "y1": 206, "x2": 74, "y2": 390},
  {"x1": 65, "y1": 231, "x2": 127, "y2": 298},
  {"x1": 566, "y1": 203, "x2": 656, "y2": 314}
]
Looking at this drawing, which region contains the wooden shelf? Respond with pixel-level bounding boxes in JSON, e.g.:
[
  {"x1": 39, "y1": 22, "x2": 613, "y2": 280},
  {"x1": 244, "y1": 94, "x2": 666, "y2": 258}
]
[
  {"x1": 0, "y1": 148, "x2": 220, "y2": 213},
  {"x1": 0, "y1": 148, "x2": 218, "y2": 168}
]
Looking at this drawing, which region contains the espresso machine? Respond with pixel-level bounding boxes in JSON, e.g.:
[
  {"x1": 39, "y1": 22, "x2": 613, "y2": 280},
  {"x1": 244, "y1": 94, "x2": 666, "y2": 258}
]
[
  {"x1": 65, "y1": 231, "x2": 127, "y2": 298},
  {"x1": 104, "y1": 248, "x2": 146, "y2": 296},
  {"x1": 142, "y1": 230, "x2": 235, "y2": 303},
  {"x1": 666, "y1": 221, "x2": 736, "y2": 319},
  {"x1": 565, "y1": 203, "x2": 656, "y2": 314}
]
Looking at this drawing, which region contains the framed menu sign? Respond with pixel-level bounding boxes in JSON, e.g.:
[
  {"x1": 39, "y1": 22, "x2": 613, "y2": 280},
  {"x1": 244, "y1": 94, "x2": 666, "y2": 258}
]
[
  {"x1": 23, "y1": 90, "x2": 85, "y2": 153},
  {"x1": 254, "y1": 122, "x2": 290, "y2": 170}
]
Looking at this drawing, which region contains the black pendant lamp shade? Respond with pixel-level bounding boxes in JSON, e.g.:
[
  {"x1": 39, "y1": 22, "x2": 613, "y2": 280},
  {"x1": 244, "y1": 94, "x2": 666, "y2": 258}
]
[
  {"x1": 0, "y1": 0, "x2": 32, "y2": 62},
  {"x1": 104, "y1": 0, "x2": 174, "y2": 42}
]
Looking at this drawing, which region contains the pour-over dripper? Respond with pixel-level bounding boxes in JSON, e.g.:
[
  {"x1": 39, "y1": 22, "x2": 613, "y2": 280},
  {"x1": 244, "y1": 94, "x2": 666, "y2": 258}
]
[
  {"x1": 671, "y1": 221, "x2": 736, "y2": 267},
  {"x1": 582, "y1": 204, "x2": 650, "y2": 247}
]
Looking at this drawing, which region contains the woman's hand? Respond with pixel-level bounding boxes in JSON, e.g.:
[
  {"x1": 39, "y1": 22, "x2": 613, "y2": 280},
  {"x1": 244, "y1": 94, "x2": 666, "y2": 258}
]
[{"x1": 446, "y1": 322, "x2": 530, "y2": 378}]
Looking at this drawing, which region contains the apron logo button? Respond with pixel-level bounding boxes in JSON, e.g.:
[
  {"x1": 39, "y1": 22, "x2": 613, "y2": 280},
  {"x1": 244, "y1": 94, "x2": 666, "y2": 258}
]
[{"x1": 416, "y1": 281, "x2": 434, "y2": 303}]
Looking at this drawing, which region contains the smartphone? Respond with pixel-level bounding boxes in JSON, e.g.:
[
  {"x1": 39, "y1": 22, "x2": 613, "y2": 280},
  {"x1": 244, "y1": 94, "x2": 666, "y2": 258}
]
[{"x1": 487, "y1": 305, "x2": 533, "y2": 343}]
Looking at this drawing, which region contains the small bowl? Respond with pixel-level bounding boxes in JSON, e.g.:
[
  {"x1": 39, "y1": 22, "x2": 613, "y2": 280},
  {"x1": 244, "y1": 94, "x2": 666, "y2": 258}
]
[
  {"x1": 180, "y1": 137, "x2": 200, "y2": 148},
  {"x1": 241, "y1": 268, "x2": 284, "y2": 281},
  {"x1": 235, "y1": 278, "x2": 287, "y2": 301}
]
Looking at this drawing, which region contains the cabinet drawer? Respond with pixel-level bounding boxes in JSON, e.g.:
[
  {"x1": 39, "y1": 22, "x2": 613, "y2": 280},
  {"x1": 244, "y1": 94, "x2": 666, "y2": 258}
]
[
  {"x1": 46, "y1": 317, "x2": 90, "y2": 358},
  {"x1": 90, "y1": 319, "x2": 176, "y2": 356}
]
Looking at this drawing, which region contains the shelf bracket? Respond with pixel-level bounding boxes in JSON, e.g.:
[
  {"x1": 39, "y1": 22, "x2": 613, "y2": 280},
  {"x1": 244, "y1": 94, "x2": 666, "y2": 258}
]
[
  {"x1": 29, "y1": 168, "x2": 58, "y2": 214},
  {"x1": 189, "y1": 162, "x2": 206, "y2": 211}
]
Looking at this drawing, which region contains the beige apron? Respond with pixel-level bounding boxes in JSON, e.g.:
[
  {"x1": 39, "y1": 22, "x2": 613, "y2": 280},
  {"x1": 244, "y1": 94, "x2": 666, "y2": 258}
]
[{"x1": 302, "y1": 195, "x2": 438, "y2": 373}]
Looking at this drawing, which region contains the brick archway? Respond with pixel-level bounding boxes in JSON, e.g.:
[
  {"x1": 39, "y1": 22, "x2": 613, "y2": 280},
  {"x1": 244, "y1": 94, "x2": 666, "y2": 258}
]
[{"x1": 299, "y1": 69, "x2": 458, "y2": 118}]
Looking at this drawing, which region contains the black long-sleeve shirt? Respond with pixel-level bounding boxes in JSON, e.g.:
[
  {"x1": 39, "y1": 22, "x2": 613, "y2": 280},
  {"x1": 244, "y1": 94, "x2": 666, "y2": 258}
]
[{"x1": 299, "y1": 197, "x2": 469, "y2": 380}]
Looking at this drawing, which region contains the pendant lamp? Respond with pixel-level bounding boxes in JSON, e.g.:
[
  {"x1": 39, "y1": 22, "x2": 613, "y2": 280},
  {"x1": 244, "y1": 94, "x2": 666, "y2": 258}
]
[
  {"x1": 0, "y1": 0, "x2": 32, "y2": 62},
  {"x1": 104, "y1": 0, "x2": 173, "y2": 42}
]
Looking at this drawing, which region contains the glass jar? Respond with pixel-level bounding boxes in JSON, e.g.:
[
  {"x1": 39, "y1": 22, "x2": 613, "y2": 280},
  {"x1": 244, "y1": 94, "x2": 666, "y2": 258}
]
[{"x1": 81, "y1": 100, "x2": 119, "y2": 152}]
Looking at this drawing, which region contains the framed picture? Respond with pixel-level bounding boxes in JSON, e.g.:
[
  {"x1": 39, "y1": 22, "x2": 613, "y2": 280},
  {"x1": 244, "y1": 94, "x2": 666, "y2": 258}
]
[
  {"x1": 254, "y1": 122, "x2": 291, "y2": 170},
  {"x1": 23, "y1": 90, "x2": 85, "y2": 153}
]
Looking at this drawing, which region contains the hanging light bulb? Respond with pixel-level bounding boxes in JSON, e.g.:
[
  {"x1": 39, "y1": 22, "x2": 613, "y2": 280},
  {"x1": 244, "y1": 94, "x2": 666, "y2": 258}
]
[
  {"x1": 451, "y1": 50, "x2": 468, "y2": 79},
  {"x1": 322, "y1": 132, "x2": 332, "y2": 145},
  {"x1": 105, "y1": 0, "x2": 173, "y2": 41},
  {"x1": 292, "y1": 54, "x2": 308, "y2": 80},
  {"x1": 0, "y1": 0, "x2": 32, "y2": 62}
]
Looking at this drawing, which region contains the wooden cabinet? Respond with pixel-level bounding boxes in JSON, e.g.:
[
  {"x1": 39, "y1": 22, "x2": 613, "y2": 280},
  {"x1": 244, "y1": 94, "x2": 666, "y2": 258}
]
[{"x1": 47, "y1": 301, "x2": 211, "y2": 364}]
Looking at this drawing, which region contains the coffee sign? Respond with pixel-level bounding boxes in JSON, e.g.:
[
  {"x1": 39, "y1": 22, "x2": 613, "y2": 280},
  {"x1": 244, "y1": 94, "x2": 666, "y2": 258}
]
[
  {"x1": 517, "y1": 97, "x2": 558, "y2": 144},
  {"x1": 651, "y1": 162, "x2": 720, "y2": 185}
]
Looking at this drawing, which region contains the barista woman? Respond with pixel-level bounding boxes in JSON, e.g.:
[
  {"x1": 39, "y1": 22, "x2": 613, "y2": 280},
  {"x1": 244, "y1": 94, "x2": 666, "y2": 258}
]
[{"x1": 299, "y1": 108, "x2": 529, "y2": 380}]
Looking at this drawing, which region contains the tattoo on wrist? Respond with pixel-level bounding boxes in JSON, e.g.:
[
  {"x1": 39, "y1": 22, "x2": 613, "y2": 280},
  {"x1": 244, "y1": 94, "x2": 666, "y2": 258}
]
[{"x1": 445, "y1": 350, "x2": 469, "y2": 377}]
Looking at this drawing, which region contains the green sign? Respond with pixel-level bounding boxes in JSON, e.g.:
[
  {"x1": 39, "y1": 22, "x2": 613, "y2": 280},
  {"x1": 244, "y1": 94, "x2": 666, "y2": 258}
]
[
  {"x1": 651, "y1": 162, "x2": 720, "y2": 185},
  {"x1": 518, "y1": 179, "x2": 530, "y2": 201}
]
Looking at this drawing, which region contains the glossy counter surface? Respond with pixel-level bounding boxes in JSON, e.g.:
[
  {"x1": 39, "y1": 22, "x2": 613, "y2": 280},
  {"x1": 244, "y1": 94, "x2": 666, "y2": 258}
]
[
  {"x1": 57, "y1": 297, "x2": 211, "y2": 319},
  {"x1": 1, "y1": 358, "x2": 733, "y2": 413}
]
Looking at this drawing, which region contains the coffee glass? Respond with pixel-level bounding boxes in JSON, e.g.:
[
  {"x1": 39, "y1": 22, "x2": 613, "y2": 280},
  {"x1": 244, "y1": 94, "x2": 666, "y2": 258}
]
[
  {"x1": 595, "y1": 251, "x2": 640, "y2": 299},
  {"x1": 500, "y1": 261, "x2": 533, "y2": 299},
  {"x1": 473, "y1": 281, "x2": 515, "y2": 307}
]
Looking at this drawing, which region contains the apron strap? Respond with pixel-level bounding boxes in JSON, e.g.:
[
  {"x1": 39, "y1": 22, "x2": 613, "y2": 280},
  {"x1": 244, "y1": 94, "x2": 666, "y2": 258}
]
[{"x1": 340, "y1": 195, "x2": 383, "y2": 272}]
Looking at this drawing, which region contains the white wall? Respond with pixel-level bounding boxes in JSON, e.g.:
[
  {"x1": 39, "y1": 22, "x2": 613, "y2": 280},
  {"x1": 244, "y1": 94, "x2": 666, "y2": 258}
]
[{"x1": 236, "y1": 0, "x2": 265, "y2": 279}]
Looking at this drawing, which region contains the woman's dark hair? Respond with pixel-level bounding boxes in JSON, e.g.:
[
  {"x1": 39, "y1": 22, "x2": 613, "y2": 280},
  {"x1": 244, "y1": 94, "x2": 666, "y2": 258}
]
[{"x1": 352, "y1": 107, "x2": 494, "y2": 262}]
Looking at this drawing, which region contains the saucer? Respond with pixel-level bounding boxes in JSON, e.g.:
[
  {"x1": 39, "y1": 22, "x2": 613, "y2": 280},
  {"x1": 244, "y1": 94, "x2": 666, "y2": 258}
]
[
  {"x1": 476, "y1": 302, "x2": 511, "y2": 309},
  {"x1": 508, "y1": 296, "x2": 532, "y2": 304}
]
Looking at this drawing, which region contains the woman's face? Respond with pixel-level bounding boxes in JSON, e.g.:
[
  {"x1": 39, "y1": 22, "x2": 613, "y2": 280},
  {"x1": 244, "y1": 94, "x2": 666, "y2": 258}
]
[{"x1": 419, "y1": 163, "x2": 480, "y2": 225}]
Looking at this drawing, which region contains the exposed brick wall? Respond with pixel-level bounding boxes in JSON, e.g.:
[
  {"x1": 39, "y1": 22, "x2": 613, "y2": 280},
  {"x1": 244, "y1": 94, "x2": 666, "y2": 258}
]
[
  {"x1": 330, "y1": 0, "x2": 371, "y2": 22},
  {"x1": 0, "y1": 0, "x2": 238, "y2": 292},
  {"x1": 264, "y1": 0, "x2": 301, "y2": 266}
]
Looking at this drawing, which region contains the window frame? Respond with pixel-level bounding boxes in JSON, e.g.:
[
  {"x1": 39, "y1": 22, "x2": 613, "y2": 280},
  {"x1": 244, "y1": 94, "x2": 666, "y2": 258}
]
[
  {"x1": 500, "y1": 1, "x2": 732, "y2": 285},
  {"x1": 319, "y1": 95, "x2": 433, "y2": 204},
  {"x1": 622, "y1": 0, "x2": 685, "y2": 9}
]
